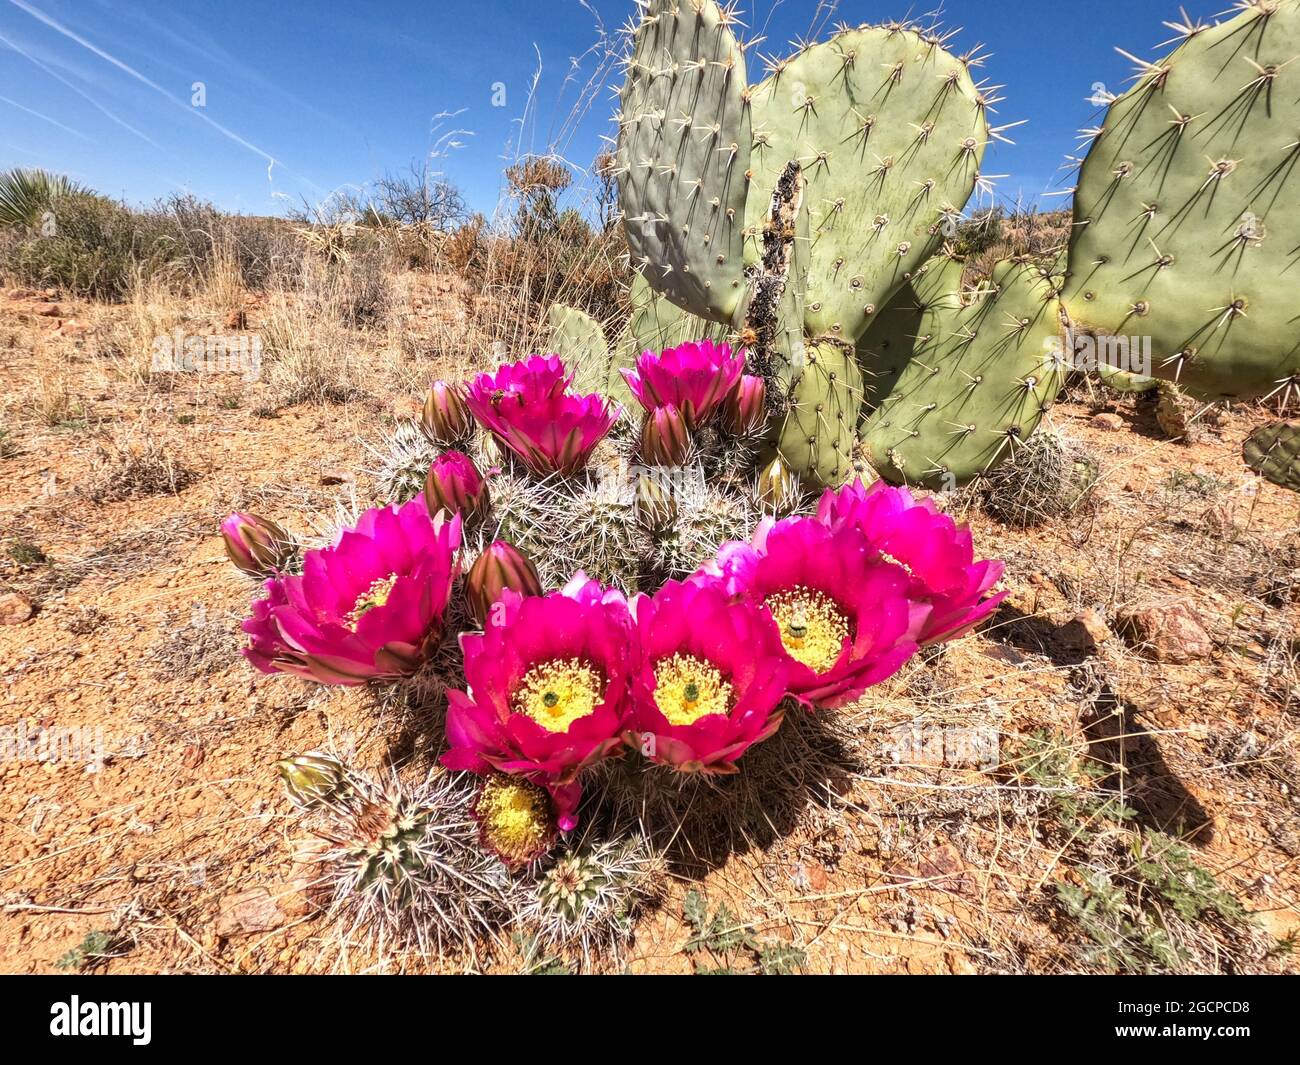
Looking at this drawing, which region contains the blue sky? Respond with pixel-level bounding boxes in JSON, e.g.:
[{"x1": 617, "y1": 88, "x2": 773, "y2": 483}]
[{"x1": 0, "y1": 0, "x2": 1210, "y2": 218}]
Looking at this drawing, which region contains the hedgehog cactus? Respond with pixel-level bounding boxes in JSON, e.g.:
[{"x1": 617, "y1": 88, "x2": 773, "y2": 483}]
[{"x1": 1063, "y1": 0, "x2": 1300, "y2": 400}]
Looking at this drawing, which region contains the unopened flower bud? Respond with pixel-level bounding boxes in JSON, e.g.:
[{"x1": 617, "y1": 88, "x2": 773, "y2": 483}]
[
  {"x1": 465, "y1": 541, "x2": 543, "y2": 627},
  {"x1": 421, "y1": 380, "x2": 473, "y2": 444},
  {"x1": 221, "y1": 512, "x2": 295, "y2": 577},
  {"x1": 640, "y1": 405, "x2": 691, "y2": 467},
  {"x1": 276, "y1": 751, "x2": 348, "y2": 809},
  {"x1": 424, "y1": 450, "x2": 487, "y2": 519}
]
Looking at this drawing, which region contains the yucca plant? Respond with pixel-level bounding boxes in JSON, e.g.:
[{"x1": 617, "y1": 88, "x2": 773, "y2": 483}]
[{"x1": 0, "y1": 167, "x2": 87, "y2": 229}]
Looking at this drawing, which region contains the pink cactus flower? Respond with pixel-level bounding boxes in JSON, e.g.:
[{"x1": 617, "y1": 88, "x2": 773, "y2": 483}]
[
  {"x1": 816, "y1": 479, "x2": 1006, "y2": 645},
  {"x1": 621, "y1": 339, "x2": 745, "y2": 425},
  {"x1": 465, "y1": 355, "x2": 618, "y2": 476},
  {"x1": 713, "y1": 517, "x2": 928, "y2": 710},
  {"x1": 442, "y1": 574, "x2": 634, "y2": 830},
  {"x1": 628, "y1": 577, "x2": 791, "y2": 774},
  {"x1": 242, "y1": 498, "x2": 462, "y2": 685}
]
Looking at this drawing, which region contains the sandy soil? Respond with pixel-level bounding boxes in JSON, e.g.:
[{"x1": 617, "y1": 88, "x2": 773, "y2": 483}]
[{"x1": 1, "y1": 281, "x2": 1297, "y2": 974}]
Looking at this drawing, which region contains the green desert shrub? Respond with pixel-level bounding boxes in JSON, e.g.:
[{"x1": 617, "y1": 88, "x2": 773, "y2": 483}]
[{"x1": 1, "y1": 192, "x2": 175, "y2": 300}]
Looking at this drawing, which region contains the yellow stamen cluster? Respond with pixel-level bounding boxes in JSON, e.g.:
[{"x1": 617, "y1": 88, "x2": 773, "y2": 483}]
[
  {"x1": 653, "y1": 653, "x2": 733, "y2": 726},
  {"x1": 475, "y1": 775, "x2": 555, "y2": 867},
  {"x1": 513, "y1": 658, "x2": 605, "y2": 733},
  {"x1": 766, "y1": 587, "x2": 850, "y2": 673},
  {"x1": 349, "y1": 573, "x2": 399, "y2": 627}
]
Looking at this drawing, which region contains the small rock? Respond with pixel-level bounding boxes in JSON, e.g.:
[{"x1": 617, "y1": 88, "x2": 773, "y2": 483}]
[
  {"x1": 181, "y1": 744, "x2": 205, "y2": 770},
  {"x1": 35, "y1": 304, "x2": 62, "y2": 318},
  {"x1": 215, "y1": 887, "x2": 286, "y2": 937},
  {"x1": 0, "y1": 591, "x2": 34, "y2": 625},
  {"x1": 224, "y1": 309, "x2": 248, "y2": 331},
  {"x1": 319, "y1": 470, "x2": 354, "y2": 486},
  {"x1": 1115, "y1": 599, "x2": 1213, "y2": 663},
  {"x1": 1055, "y1": 608, "x2": 1112, "y2": 657},
  {"x1": 945, "y1": 952, "x2": 978, "y2": 976},
  {"x1": 1091, "y1": 412, "x2": 1124, "y2": 431},
  {"x1": 54, "y1": 319, "x2": 90, "y2": 338},
  {"x1": 8, "y1": 288, "x2": 36, "y2": 300}
]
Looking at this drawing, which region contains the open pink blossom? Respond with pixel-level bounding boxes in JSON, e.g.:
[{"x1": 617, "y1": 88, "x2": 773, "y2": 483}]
[
  {"x1": 817, "y1": 479, "x2": 1006, "y2": 645},
  {"x1": 713, "y1": 517, "x2": 928, "y2": 709},
  {"x1": 465, "y1": 355, "x2": 618, "y2": 476},
  {"x1": 442, "y1": 574, "x2": 634, "y2": 829},
  {"x1": 242, "y1": 498, "x2": 461, "y2": 685},
  {"x1": 628, "y1": 577, "x2": 791, "y2": 774},
  {"x1": 621, "y1": 339, "x2": 745, "y2": 425}
]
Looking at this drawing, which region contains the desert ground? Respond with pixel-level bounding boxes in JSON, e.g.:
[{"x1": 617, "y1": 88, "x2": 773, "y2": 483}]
[{"x1": 0, "y1": 229, "x2": 1296, "y2": 973}]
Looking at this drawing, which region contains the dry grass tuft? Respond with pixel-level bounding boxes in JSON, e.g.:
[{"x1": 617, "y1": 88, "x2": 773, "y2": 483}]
[
  {"x1": 147, "y1": 608, "x2": 241, "y2": 679},
  {"x1": 86, "y1": 423, "x2": 197, "y2": 502}
]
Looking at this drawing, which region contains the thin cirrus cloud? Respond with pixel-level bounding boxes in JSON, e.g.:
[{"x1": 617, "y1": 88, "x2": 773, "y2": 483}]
[
  {"x1": 0, "y1": 28, "x2": 167, "y2": 151},
  {"x1": 107, "y1": 1, "x2": 359, "y2": 142},
  {"x1": 0, "y1": 91, "x2": 93, "y2": 141},
  {"x1": 6, "y1": 0, "x2": 320, "y2": 194}
]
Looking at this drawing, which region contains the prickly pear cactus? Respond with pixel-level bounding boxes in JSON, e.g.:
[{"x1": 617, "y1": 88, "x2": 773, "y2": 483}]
[
  {"x1": 854, "y1": 253, "x2": 966, "y2": 413},
  {"x1": 547, "y1": 305, "x2": 611, "y2": 396},
  {"x1": 618, "y1": 273, "x2": 729, "y2": 364},
  {"x1": 752, "y1": 162, "x2": 863, "y2": 489},
  {"x1": 862, "y1": 259, "x2": 1067, "y2": 489},
  {"x1": 1064, "y1": 0, "x2": 1300, "y2": 400},
  {"x1": 745, "y1": 24, "x2": 991, "y2": 343},
  {"x1": 616, "y1": 0, "x2": 751, "y2": 325},
  {"x1": 615, "y1": 0, "x2": 1038, "y2": 489},
  {"x1": 1244, "y1": 420, "x2": 1300, "y2": 493},
  {"x1": 776, "y1": 340, "x2": 863, "y2": 487}
]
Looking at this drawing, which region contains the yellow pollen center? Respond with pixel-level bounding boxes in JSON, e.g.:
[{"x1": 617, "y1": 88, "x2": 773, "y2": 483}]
[
  {"x1": 349, "y1": 573, "x2": 399, "y2": 627},
  {"x1": 476, "y1": 776, "x2": 553, "y2": 866},
  {"x1": 653, "y1": 653, "x2": 733, "y2": 726},
  {"x1": 766, "y1": 587, "x2": 850, "y2": 673},
  {"x1": 513, "y1": 659, "x2": 605, "y2": 733}
]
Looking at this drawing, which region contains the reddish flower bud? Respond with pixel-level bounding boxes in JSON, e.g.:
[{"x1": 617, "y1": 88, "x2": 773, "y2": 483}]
[
  {"x1": 465, "y1": 541, "x2": 543, "y2": 627},
  {"x1": 424, "y1": 450, "x2": 487, "y2": 519},
  {"x1": 421, "y1": 380, "x2": 473, "y2": 444},
  {"x1": 640, "y1": 405, "x2": 691, "y2": 467},
  {"x1": 221, "y1": 512, "x2": 295, "y2": 577},
  {"x1": 724, "y1": 374, "x2": 767, "y2": 436}
]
